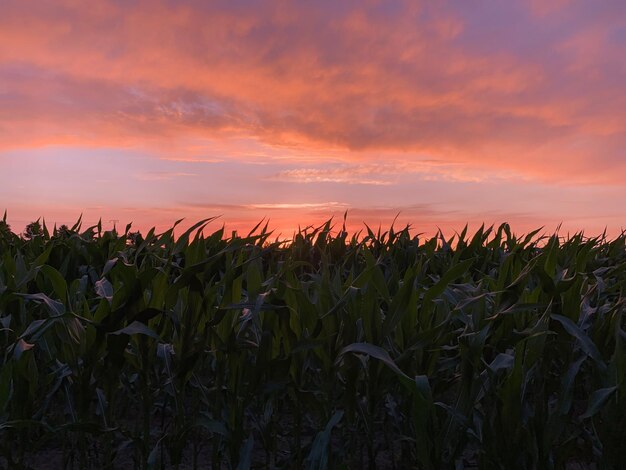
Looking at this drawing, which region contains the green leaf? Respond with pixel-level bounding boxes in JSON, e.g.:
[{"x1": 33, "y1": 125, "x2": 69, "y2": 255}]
[
  {"x1": 18, "y1": 293, "x2": 65, "y2": 317},
  {"x1": 423, "y1": 258, "x2": 474, "y2": 304},
  {"x1": 195, "y1": 417, "x2": 229, "y2": 437},
  {"x1": 110, "y1": 321, "x2": 159, "y2": 339},
  {"x1": 0, "y1": 363, "x2": 13, "y2": 413},
  {"x1": 95, "y1": 277, "x2": 114, "y2": 303},
  {"x1": 305, "y1": 411, "x2": 343, "y2": 470},
  {"x1": 338, "y1": 343, "x2": 411, "y2": 383},
  {"x1": 147, "y1": 438, "x2": 163, "y2": 469},
  {"x1": 102, "y1": 258, "x2": 118, "y2": 277},
  {"x1": 486, "y1": 353, "x2": 515, "y2": 373},
  {"x1": 39, "y1": 265, "x2": 67, "y2": 303},
  {"x1": 580, "y1": 386, "x2": 618, "y2": 419},
  {"x1": 13, "y1": 338, "x2": 34, "y2": 359},
  {"x1": 18, "y1": 319, "x2": 47, "y2": 339},
  {"x1": 0, "y1": 420, "x2": 52, "y2": 431},
  {"x1": 551, "y1": 314, "x2": 605, "y2": 367},
  {"x1": 236, "y1": 434, "x2": 255, "y2": 470}
]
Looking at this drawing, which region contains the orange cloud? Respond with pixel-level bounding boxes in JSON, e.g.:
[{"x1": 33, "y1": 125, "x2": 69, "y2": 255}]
[
  {"x1": 267, "y1": 160, "x2": 498, "y2": 185},
  {"x1": 2, "y1": 0, "x2": 626, "y2": 186}
]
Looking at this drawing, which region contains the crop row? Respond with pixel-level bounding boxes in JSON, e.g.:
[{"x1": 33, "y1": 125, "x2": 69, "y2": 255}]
[{"x1": 0, "y1": 215, "x2": 624, "y2": 468}]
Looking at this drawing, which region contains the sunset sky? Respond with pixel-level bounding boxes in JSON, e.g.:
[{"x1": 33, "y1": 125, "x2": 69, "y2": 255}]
[{"x1": 2, "y1": 0, "x2": 626, "y2": 238}]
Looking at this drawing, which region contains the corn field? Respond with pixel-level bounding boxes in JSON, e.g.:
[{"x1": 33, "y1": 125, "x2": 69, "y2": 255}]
[{"x1": 0, "y1": 214, "x2": 624, "y2": 469}]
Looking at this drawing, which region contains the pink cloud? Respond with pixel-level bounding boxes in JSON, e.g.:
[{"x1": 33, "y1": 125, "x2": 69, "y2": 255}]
[
  {"x1": 268, "y1": 160, "x2": 497, "y2": 185},
  {"x1": 1, "y1": 0, "x2": 626, "y2": 185}
]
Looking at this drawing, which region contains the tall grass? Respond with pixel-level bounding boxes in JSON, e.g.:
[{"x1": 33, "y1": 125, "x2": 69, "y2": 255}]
[{"x1": 0, "y1": 214, "x2": 624, "y2": 468}]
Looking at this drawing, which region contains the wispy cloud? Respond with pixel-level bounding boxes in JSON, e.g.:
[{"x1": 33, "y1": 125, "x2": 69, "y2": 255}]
[
  {"x1": 182, "y1": 201, "x2": 350, "y2": 211},
  {"x1": 135, "y1": 171, "x2": 198, "y2": 181},
  {"x1": 269, "y1": 167, "x2": 394, "y2": 185},
  {"x1": 158, "y1": 157, "x2": 223, "y2": 163},
  {"x1": 268, "y1": 161, "x2": 508, "y2": 185},
  {"x1": 246, "y1": 202, "x2": 349, "y2": 210}
]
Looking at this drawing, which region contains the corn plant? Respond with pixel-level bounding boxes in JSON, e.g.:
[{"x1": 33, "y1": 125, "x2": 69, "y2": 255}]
[{"x1": 0, "y1": 215, "x2": 624, "y2": 469}]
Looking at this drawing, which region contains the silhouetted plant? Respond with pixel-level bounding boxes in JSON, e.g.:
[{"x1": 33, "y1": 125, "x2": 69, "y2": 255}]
[{"x1": 22, "y1": 219, "x2": 42, "y2": 240}]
